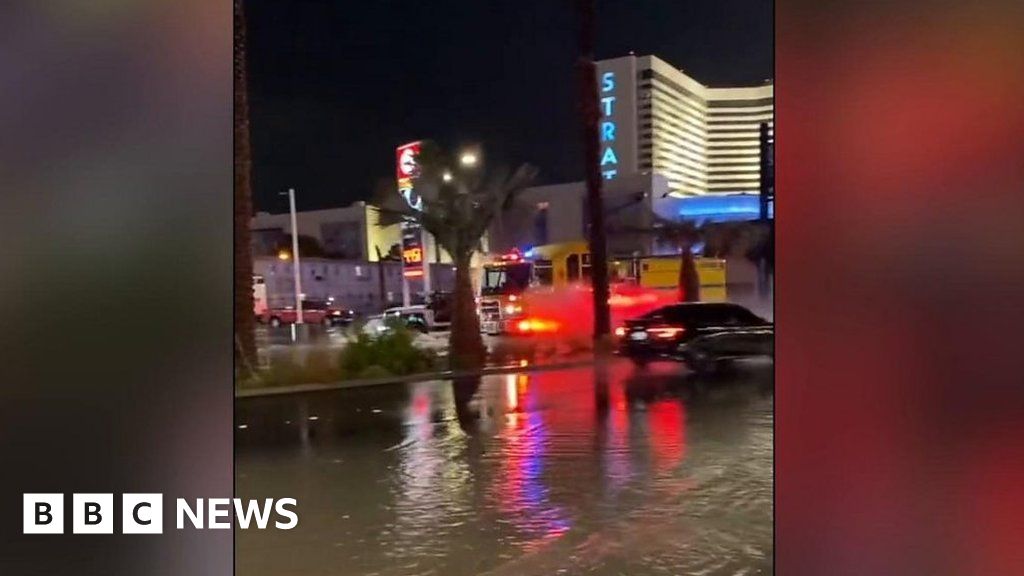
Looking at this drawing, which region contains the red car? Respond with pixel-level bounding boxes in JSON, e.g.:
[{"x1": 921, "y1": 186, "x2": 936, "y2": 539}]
[{"x1": 260, "y1": 301, "x2": 334, "y2": 327}]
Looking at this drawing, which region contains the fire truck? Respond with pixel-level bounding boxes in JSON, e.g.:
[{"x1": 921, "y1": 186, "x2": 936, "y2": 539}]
[
  {"x1": 477, "y1": 249, "x2": 533, "y2": 335},
  {"x1": 476, "y1": 243, "x2": 727, "y2": 335}
]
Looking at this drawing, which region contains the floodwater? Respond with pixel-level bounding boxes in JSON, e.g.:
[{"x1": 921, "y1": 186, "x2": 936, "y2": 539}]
[{"x1": 235, "y1": 360, "x2": 773, "y2": 575}]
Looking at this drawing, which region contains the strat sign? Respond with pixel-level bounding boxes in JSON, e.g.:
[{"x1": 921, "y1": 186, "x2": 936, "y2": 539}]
[{"x1": 600, "y1": 71, "x2": 618, "y2": 180}]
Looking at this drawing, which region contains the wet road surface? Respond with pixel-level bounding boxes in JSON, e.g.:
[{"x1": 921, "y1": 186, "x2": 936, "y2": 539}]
[{"x1": 235, "y1": 359, "x2": 773, "y2": 575}]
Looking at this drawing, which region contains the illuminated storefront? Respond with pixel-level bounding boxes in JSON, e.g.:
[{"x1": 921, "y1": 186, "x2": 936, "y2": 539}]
[{"x1": 661, "y1": 194, "x2": 773, "y2": 223}]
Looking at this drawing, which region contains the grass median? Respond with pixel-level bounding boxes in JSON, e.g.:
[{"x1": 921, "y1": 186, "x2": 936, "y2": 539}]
[{"x1": 238, "y1": 323, "x2": 596, "y2": 390}]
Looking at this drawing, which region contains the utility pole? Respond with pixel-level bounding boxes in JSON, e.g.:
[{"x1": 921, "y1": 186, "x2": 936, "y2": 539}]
[
  {"x1": 285, "y1": 188, "x2": 304, "y2": 324},
  {"x1": 576, "y1": 0, "x2": 611, "y2": 341},
  {"x1": 374, "y1": 244, "x2": 390, "y2": 311}
]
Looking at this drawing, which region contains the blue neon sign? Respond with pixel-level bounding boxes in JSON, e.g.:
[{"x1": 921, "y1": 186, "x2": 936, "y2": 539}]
[{"x1": 600, "y1": 72, "x2": 618, "y2": 180}]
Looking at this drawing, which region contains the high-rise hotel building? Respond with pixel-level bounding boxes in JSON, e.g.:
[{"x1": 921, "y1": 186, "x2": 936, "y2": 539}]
[{"x1": 595, "y1": 54, "x2": 773, "y2": 197}]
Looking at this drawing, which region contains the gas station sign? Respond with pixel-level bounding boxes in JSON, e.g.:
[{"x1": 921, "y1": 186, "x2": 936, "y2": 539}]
[
  {"x1": 396, "y1": 141, "x2": 425, "y2": 279},
  {"x1": 395, "y1": 141, "x2": 423, "y2": 211},
  {"x1": 401, "y1": 226, "x2": 424, "y2": 278}
]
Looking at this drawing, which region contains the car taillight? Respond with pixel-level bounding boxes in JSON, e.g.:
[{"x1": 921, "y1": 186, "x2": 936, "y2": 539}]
[
  {"x1": 648, "y1": 326, "x2": 684, "y2": 339},
  {"x1": 614, "y1": 326, "x2": 626, "y2": 337}
]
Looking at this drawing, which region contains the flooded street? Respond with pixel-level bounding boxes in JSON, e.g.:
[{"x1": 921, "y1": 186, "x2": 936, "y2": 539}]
[{"x1": 235, "y1": 360, "x2": 773, "y2": 575}]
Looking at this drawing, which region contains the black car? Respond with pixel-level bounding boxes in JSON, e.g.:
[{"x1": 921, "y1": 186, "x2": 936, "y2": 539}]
[
  {"x1": 616, "y1": 302, "x2": 773, "y2": 373},
  {"x1": 327, "y1": 307, "x2": 357, "y2": 326}
]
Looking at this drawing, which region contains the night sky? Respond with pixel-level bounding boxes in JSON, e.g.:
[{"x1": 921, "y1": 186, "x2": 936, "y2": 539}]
[{"x1": 246, "y1": 0, "x2": 772, "y2": 213}]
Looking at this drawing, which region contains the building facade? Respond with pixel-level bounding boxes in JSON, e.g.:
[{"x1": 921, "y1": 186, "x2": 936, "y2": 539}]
[
  {"x1": 251, "y1": 202, "x2": 404, "y2": 262},
  {"x1": 490, "y1": 173, "x2": 769, "y2": 259},
  {"x1": 254, "y1": 257, "x2": 455, "y2": 313},
  {"x1": 490, "y1": 173, "x2": 670, "y2": 257},
  {"x1": 251, "y1": 200, "x2": 459, "y2": 266},
  {"x1": 596, "y1": 54, "x2": 773, "y2": 197}
]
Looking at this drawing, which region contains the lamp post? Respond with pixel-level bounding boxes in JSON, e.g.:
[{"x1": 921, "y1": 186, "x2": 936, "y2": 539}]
[{"x1": 281, "y1": 188, "x2": 303, "y2": 325}]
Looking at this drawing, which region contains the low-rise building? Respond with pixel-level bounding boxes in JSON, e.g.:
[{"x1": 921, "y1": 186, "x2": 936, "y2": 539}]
[
  {"x1": 490, "y1": 171, "x2": 771, "y2": 258},
  {"x1": 254, "y1": 257, "x2": 454, "y2": 314},
  {"x1": 251, "y1": 202, "x2": 404, "y2": 262},
  {"x1": 489, "y1": 172, "x2": 673, "y2": 256}
]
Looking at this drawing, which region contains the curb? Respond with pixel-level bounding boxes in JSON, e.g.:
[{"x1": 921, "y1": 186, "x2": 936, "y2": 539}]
[{"x1": 235, "y1": 358, "x2": 598, "y2": 398}]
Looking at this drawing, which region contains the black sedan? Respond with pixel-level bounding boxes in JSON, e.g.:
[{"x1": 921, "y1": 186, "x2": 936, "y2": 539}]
[{"x1": 616, "y1": 302, "x2": 773, "y2": 373}]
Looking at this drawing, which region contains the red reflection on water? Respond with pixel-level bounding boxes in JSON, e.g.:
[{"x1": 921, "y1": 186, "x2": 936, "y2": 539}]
[
  {"x1": 602, "y1": 374, "x2": 633, "y2": 492},
  {"x1": 648, "y1": 400, "x2": 687, "y2": 473},
  {"x1": 491, "y1": 374, "x2": 572, "y2": 550}
]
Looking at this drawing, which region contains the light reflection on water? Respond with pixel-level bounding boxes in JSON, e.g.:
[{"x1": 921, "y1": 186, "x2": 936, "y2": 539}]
[{"x1": 235, "y1": 360, "x2": 773, "y2": 575}]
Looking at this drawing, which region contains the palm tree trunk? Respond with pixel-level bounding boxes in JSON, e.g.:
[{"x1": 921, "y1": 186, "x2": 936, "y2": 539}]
[
  {"x1": 678, "y1": 244, "x2": 701, "y2": 302},
  {"x1": 449, "y1": 252, "x2": 485, "y2": 370},
  {"x1": 575, "y1": 0, "x2": 611, "y2": 340},
  {"x1": 234, "y1": 0, "x2": 256, "y2": 375}
]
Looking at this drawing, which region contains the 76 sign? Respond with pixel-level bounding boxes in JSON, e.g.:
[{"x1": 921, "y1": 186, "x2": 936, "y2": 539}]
[{"x1": 403, "y1": 247, "x2": 423, "y2": 264}]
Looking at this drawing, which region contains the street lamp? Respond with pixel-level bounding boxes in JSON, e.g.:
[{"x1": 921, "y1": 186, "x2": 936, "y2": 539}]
[
  {"x1": 277, "y1": 250, "x2": 291, "y2": 261},
  {"x1": 442, "y1": 170, "x2": 453, "y2": 183},
  {"x1": 279, "y1": 188, "x2": 303, "y2": 325},
  {"x1": 459, "y1": 152, "x2": 478, "y2": 167}
]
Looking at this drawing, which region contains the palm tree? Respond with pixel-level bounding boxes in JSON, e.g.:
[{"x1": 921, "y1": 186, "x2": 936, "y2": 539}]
[
  {"x1": 234, "y1": 0, "x2": 256, "y2": 375},
  {"x1": 610, "y1": 215, "x2": 704, "y2": 302},
  {"x1": 650, "y1": 217, "x2": 703, "y2": 302},
  {"x1": 376, "y1": 143, "x2": 537, "y2": 370}
]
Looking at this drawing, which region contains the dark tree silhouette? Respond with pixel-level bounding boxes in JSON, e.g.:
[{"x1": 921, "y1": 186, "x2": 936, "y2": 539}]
[
  {"x1": 234, "y1": 0, "x2": 256, "y2": 375},
  {"x1": 575, "y1": 0, "x2": 612, "y2": 341}
]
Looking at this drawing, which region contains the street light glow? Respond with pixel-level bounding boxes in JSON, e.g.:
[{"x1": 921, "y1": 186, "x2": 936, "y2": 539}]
[
  {"x1": 278, "y1": 250, "x2": 291, "y2": 261},
  {"x1": 442, "y1": 171, "x2": 453, "y2": 182},
  {"x1": 459, "y1": 152, "x2": 478, "y2": 167}
]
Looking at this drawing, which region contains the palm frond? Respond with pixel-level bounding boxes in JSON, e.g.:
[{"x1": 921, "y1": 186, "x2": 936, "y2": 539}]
[{"x1": 372, "y1": 143, "x2": 537, "y2": 261}]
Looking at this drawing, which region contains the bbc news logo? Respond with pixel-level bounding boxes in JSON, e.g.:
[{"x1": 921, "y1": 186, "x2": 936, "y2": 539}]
[{"x1": 23, "y1": 494, "x2": 298, "y2": 534}]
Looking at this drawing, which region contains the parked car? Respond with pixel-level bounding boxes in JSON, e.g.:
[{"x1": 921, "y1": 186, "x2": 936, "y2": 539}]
[
  {"x1": 381, "y1": 305, "x2": 450, "y2": 333},
  {"x1": 616, "y1": 302, "x2": 773, "y2": 374},
  {"x1": 361, "y1": 315, "x2": 388, "y2": 336},
  {"x1": 259, "y1": 300, "x2": 334, "y2": 327},
  {"x1": 359, "y1": 306, "x2": 448, "y2": 336}
]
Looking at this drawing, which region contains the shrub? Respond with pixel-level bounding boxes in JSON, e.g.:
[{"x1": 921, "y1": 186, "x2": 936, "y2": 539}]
[
  {"x1": 264, "y1": 351, "x2": 305, "y2": 385},
  {"x1": 338, "y1": 326, "x2": 439, "y2": 379}
]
